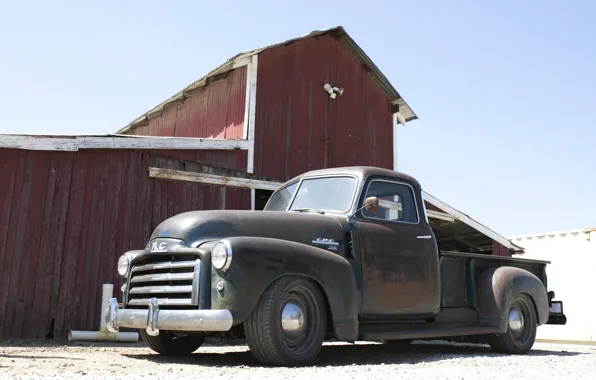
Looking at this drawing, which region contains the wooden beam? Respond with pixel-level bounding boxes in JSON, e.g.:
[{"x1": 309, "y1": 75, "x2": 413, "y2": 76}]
[
  {"x1": 0, "y1": 134, "x2": 250, "y2": 152},
  {"x1": 148, "y1": 155, "x2": 282, "y2": 191},
  {"x1": 148, "y1": 156, "x2": 279, "y2": 182},
  {"x1": 149, "y1": 167, "x2": 280, "y2": 191}
]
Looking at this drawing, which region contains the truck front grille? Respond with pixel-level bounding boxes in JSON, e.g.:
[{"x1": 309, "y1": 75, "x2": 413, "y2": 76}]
[{"x1": 126, "y1": 254, "x2": 200, "y2": 308}]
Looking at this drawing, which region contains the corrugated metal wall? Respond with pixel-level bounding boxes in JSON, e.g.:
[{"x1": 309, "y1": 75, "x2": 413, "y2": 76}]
[
  {"x1": 0, "y1": 148, "x2": 249, "y2": 340},
  {"x1": 253, "y1": 34, "x2": 393, "y2": 180},
  {"x1": 511, "y1": 230, "x2": 596, "y2": 342},
  {"x1": 132, "y1": 66, "x2": 247, "y2": 139}
]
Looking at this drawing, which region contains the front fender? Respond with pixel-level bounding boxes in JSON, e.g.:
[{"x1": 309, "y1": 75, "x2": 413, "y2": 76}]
[
  {"x1": 476, "y1": 266, "x2": 549, "y2": 332},
  {"x1": 207, "y1": 236, "x2": 359, "y2": 341}
]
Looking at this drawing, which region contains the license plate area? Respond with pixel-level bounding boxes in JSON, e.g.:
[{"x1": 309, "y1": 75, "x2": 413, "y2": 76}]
[{"x1": 549, "y1": 300, "x2": 563, "y2": 314}]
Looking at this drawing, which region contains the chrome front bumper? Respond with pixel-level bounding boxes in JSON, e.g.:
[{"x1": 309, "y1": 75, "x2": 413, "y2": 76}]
[{"x1": 105, "y1": 297, "x2": 234, "y2": 336}]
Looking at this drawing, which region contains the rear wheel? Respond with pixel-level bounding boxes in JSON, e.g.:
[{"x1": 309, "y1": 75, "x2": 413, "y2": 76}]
[
  {"x1": 139, "y1": 330, "x2": 205, "y2": 356},
  {"x1": 487, "y1": 293, "x2": 537, "y2": 354},
  {"x1": 244, "y1": 276, "x2": 327, "y2": 366}
]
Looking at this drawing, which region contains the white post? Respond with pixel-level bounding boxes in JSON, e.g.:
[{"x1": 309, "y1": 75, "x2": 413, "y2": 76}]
[
  {"x1": 392, "y1": 113, "x2": 399, "y2": 171},
  {"x1": 68, "y1": 283, "x2": 139, "y2": 342},
  {"x1": 247, "y1": 54, "x2": 258, "y2": 210},
  {"x1": 99, "y1": 283, "x2": 113, "y2": 332}
]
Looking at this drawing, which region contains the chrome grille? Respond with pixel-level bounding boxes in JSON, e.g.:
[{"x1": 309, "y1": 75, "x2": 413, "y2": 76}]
[{"x1": 126, "y1": 254, "x2": 200, "y2": 308}]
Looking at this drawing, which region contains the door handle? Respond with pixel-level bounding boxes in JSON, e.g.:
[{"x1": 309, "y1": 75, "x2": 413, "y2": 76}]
[{"x1": 417, "y1": 235, "x2": 432, "y2": 239}]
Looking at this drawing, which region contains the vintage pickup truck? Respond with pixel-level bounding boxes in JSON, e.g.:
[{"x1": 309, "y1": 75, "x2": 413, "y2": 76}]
[{"x1": 105, "y1": 166, "x2": 566, "y2": 366}]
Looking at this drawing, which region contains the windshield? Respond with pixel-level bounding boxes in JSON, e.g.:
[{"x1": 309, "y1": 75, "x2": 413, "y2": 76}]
[{"x1": 264, "y1": 176, "x2": 357, "y2": 213}]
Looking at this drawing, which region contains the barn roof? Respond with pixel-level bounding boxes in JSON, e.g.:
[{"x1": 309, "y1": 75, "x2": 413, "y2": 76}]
[{"x1": 117, "y1": 26, "x2": 418, "y2": 135}]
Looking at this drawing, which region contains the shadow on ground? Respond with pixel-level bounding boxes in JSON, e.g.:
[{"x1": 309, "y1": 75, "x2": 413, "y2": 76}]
[{"x1": 122, "y1": 341, "x2": 587, "y2": 368}]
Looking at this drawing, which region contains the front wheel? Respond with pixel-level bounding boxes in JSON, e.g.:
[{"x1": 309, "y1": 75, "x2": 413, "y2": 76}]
[
  {"x1": 244, "y1": 276, "x2": 327, "y2": 366},
  {"x1": 487, "y1": 293, "x2": 537, "y2": 354},
  {"x1": 139, "y1": 330, "x2": 205, "y2": 356}
]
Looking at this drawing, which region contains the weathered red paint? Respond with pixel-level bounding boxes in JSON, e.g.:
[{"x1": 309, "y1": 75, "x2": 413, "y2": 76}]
[
  {"x1": 131, "y1": 66, "x2": 247, "y2": 139},
  {"x1": 492, "y1": 241, "x2": 511, "y2": 257},
  {"x1": 253, "y1": 34, "x2": 393, "y2": 181},
  {"x1": 0, "y1": 148, "x2": 249, "y2": 340}
]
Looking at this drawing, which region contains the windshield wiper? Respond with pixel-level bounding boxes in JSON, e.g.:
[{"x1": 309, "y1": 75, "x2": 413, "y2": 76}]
[{"x1": 289, "y1": 208, "x2": 325, "y2": 214}]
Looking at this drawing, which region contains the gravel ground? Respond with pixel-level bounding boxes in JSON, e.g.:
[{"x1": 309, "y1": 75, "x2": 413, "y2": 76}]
[{"x1": 1, "y1": 339, "x2": 595, "y2": 380}]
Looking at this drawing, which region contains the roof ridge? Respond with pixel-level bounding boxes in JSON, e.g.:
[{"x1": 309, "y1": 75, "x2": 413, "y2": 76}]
[{"x1": 116, "y1": 25, "x2": 417, "y2": 134}]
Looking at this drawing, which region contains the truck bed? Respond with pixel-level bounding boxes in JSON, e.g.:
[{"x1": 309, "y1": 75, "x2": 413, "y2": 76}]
[{"x1": 438, "y1": 250, "x2": 550, "y2": 310}]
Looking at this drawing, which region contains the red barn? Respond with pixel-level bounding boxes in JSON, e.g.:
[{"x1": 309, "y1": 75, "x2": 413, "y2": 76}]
[{"x1": 0, "y1": 26, "x2": 521, "y2": 340}]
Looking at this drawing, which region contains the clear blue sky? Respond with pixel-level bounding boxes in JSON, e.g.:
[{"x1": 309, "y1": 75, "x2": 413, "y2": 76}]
[{"x1": 0, "y1": 0, "x2": 594, "y2": 236}]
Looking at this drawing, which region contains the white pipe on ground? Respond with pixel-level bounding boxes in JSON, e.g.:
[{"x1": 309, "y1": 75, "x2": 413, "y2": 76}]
[
  {"x1": 68, "y1": 283, "x2": 139, "y2": 343},
  {"x1": 68, "y1": 330, "x2": 139, "y2": 342}
]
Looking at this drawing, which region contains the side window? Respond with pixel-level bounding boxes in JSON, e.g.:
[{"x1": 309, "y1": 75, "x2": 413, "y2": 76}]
[
  {"x1": 362, "y1": 181, "x2": 419, "y2": 223},
  {"x1": 264, "y1": 182, "x2": 298, "y2": 211}
]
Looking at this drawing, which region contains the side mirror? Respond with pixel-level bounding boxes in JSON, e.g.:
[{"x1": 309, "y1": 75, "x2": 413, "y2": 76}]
[
  {"x1": 364, "y1": 196, "x2": 379, "y2": 212},
  {"x1": 348, "y1": 196, "x2": 379, "y2": 222}
]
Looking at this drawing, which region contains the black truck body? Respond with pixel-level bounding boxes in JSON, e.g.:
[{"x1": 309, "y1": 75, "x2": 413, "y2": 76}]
[{"x1": 105, "y1": 166, "x2": 566, "y2": 366}]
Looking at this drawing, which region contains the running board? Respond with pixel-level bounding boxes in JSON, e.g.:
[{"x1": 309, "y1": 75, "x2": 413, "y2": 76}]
[{"x1": 360, "y1": 325, "x2": 501, "y2": 341}]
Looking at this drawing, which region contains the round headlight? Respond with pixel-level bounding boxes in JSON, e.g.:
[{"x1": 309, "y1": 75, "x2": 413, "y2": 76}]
[
  {"x1": 117, "y1": 254, "x2": 130, "y2": 276},
  {"x1": 212, "y1": 241, "x2": 232, "y2": 271}
]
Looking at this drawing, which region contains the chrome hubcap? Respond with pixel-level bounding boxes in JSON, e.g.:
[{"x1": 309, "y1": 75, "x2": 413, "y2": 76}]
[
  {"x1": 509, "y1": 307, "x2": 524, "y2": 333},
  {"x1": 281, "y1": 302, "x2": 305, "y2": 339}
]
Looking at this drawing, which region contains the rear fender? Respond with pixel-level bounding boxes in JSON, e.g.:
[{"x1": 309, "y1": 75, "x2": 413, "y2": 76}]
[
  {"x1": 476, "y1": 266, "x2": 549, "y2": 332},
  {"x1": 207, "y1": 236, "x2": 359, "y2": 341}
]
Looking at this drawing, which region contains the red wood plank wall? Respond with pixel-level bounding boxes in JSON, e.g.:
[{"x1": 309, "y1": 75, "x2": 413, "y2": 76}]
[
  {"x1": 253, "y1": 34, "x2": 394, "y2": 181},
  {"x1": 131, "y1": 66, "x2": 247, "y2": 139},
  {"x1": 0, "y1": 148, "x2": 249, "y2": 340}
]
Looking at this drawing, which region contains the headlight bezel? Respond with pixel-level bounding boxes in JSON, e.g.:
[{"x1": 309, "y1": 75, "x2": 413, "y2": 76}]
[
  {"x1": 212, "y1": 240, "x2": 233, "y2": 272},
  {"x1": 117, "y1": 251, "x2": 140, "y2": 277},
  {"x1": 117, "y1": 253, "x2": 131, "y2": 276}
]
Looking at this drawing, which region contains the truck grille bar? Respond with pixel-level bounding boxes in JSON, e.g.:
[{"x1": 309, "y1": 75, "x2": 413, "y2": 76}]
[{"x1": 126, "y1": 254, "x2": 200, "y2": 308}]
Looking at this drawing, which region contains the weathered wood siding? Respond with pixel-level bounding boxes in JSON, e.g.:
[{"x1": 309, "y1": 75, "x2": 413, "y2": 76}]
[{"x1": 0, "y1": 148, "x2": 249, "y2": 340}]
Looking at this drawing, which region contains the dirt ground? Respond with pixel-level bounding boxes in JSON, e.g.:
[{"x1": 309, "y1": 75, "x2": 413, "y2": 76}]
[{"x1": 1, "y1": 339, "x2": 596, "y2": 379}]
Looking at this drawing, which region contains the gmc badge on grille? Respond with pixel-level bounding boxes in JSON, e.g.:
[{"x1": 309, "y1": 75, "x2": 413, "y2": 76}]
[{"x1": 146, "y1": 241, "x2": 168, "y2": 252}]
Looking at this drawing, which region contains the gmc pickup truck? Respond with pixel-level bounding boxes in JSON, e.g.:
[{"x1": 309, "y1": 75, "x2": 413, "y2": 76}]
[{"x1": 105, "y1": 166, "x2": 566, "y2": 366}]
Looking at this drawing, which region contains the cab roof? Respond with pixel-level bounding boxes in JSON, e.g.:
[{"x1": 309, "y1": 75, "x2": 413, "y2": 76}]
[{"x1": 283, "y1": 166, "x2": 421, "y2": 189}]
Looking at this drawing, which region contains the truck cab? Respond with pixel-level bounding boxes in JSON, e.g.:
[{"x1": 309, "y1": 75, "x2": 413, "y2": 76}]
[{"x1": 105, "y1": 166, "x2": 566, "y2": 366}]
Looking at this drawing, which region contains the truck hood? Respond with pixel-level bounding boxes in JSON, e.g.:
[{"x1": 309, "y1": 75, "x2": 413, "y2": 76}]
[{"x1": 148, "y1": 210, "x2": 347, "y2": 253}]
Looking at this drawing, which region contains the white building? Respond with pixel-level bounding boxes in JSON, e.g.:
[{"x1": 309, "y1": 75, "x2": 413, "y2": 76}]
[{"x1": 509, "y1": 228, "x2": 596, "y2": 344}]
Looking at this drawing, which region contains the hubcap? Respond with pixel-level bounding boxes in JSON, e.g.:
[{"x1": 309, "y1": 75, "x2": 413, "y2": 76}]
[
  {"x1": 509, "y1": 307, "x2": 524, "y2": 334},
  {"x1": 281, "y1": 302, "x2": 305, "y2": 339}
]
